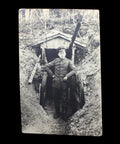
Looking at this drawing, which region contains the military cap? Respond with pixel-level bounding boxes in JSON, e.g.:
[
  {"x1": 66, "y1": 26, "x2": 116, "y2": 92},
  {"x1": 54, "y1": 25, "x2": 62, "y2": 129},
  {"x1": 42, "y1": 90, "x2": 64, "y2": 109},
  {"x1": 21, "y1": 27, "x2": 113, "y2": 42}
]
[{"x1": 57, "y1": 47, "x2": 66, "y2": 53}]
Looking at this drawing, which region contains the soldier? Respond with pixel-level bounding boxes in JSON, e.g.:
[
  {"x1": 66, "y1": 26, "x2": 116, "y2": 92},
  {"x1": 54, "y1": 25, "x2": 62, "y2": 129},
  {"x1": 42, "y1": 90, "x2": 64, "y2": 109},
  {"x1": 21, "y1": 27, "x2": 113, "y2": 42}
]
[{"x1": 42, "y1": 47, "x2": 76, "y2": 121}]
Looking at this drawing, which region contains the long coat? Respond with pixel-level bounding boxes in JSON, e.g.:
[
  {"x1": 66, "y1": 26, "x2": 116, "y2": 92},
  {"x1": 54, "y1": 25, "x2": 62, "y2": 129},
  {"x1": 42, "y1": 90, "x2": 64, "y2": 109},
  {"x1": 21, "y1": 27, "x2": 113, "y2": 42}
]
[{"x1": 67, "y1": 74, "x2": 85, "y2": 116}]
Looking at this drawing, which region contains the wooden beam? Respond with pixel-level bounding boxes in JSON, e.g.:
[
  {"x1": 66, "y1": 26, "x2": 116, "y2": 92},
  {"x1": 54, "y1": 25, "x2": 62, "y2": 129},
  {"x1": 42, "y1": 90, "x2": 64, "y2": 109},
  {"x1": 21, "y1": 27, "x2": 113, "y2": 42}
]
[
  {"x1": 69, "y1": 22, "x2": 81, "y2": 50},
  {"x1": 71, "y1": 45, "x2": 76, "y2": 64},
  {"x1": 28, "y1": 55, "x2": 41, "y2": 84}
]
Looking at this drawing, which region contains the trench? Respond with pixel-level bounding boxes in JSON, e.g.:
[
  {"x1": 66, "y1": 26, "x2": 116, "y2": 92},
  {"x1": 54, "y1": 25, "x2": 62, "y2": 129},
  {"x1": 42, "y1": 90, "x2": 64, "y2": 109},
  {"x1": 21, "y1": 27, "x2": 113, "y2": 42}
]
[
  {"x1": 20, "y1": 44, "x2": 102, "y2": 135},
  {"x1": 22, "y1": 46, "x2": 85, "y2": 134},
  {"x1": 22, "y1": 83, "x2": 70, "y2": 135},
  {"x1": 29, "y1": 74, "x2": 77, "y2": 134}
]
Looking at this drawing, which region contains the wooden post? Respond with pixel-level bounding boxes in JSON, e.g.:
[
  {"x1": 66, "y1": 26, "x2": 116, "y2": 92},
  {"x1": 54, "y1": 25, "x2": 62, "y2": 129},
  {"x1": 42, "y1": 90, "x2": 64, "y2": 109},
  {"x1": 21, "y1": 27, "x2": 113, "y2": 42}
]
[
  {"x1": 69, "y1": 22, "x2": 81, "y2": 50},
  {"x1": 41, "y1": 46, "x2": 48, "y2": 64},
  {"x1": 28, "y1": 63, "x2": 41, "y2": 84},
  {"x1": 71, "y1": 44, "x2": 76, "y2": 64},
  {"x1": 28, "y1": 55, "x2": 41, "y2": 84}
]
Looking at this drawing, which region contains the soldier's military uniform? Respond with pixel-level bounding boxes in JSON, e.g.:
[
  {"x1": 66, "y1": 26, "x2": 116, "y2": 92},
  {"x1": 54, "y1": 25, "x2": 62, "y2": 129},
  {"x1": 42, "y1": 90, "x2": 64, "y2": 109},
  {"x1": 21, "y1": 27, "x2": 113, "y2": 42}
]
[{"x1": 45, "y1": 53, "x2": 76, "y2": 121}]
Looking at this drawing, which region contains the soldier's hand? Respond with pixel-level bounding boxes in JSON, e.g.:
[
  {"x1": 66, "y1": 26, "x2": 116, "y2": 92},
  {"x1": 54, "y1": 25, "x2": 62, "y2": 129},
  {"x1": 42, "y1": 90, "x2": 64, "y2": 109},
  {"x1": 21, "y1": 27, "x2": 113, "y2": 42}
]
[{"x1": 63, "y1": 76, "x2": 67, "y2": 81}]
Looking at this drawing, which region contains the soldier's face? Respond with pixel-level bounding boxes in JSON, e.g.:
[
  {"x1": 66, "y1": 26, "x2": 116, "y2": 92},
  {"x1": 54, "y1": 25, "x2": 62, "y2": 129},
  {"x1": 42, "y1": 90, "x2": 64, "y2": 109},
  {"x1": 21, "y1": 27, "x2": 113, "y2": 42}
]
[{"x1": 58, "y1": 51, "x2": 66, "y2": 59}]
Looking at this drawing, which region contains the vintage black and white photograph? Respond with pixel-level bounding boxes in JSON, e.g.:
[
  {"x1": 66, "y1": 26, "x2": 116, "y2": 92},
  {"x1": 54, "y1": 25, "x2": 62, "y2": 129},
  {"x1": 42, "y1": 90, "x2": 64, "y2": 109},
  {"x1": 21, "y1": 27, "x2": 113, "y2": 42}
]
[{"x1": 19, "y1": 9, "x2": 102, "y2": 136}]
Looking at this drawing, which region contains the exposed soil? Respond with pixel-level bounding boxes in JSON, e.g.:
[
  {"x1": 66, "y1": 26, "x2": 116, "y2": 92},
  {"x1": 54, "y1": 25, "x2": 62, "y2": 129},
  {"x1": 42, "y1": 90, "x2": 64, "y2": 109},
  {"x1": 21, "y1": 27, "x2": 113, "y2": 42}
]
[{"x1": 21, "y1": 84, "x2": 69, "y2": 135}]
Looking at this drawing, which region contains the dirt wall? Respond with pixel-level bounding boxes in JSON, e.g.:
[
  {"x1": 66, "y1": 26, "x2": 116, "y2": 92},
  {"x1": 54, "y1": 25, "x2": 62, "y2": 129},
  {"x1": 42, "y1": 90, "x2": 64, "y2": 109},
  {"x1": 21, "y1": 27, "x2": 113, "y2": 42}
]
[{"x1": 67, "y1": 47, "x2": 102, "y2": 136}]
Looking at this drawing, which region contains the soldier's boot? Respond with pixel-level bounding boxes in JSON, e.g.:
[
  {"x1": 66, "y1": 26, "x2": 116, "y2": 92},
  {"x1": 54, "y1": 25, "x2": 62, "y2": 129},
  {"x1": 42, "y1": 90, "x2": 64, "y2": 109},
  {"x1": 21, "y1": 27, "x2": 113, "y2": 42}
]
[
  {"x1": 60, "y1": 89, "x2": 69, "y2": 121},
  {"x1": 54, "y1": 103, "x2": 61, "y2": 119},
  {"x1": 60, "y1": 111, "x2": 68, "y2": 122},
  {"x1": 54, "y1": 107, "x2": 60, "y2": 119},
  {"x1": 40, "y1": 88, "x2": 46, "y2": 109},
  {"x1": 53, "y1": 88, "x2": 61, "y2": 119}
]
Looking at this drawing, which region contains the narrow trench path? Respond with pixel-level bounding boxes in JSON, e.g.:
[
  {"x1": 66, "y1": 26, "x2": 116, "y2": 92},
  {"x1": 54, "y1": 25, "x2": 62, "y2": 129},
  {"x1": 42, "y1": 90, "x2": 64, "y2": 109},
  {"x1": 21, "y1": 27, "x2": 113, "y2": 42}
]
[
  {"x1": 22, "y1": 86, "x2": 69, "y2": 135},
  {"x1": 43, "y1": 100, "x2": 69, "y2": 135}
]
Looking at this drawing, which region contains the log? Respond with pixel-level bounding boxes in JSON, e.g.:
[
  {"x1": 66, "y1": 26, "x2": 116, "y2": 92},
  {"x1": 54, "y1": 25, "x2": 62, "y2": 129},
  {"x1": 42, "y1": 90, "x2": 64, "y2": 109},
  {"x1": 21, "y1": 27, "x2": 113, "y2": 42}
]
[
  {"x1": 69, "y1": 22, "x2": 81, "y2": 50},
  {"x1": 28, "y1": 55, "x2": 41, "y2": 84},
  {"x1": 71, "y1": 45, "x2": 76, "y2": 63},
  {"x1": 28, "y1": 63, "x2": 41, "y2": 84}
]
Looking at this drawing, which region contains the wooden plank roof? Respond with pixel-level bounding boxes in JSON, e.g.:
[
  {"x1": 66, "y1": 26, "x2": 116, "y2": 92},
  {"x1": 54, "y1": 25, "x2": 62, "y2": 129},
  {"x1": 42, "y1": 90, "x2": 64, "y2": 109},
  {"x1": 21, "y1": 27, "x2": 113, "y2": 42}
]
[{"x1": 32, "y1": 30, "x2": 86, "y2": 48}]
